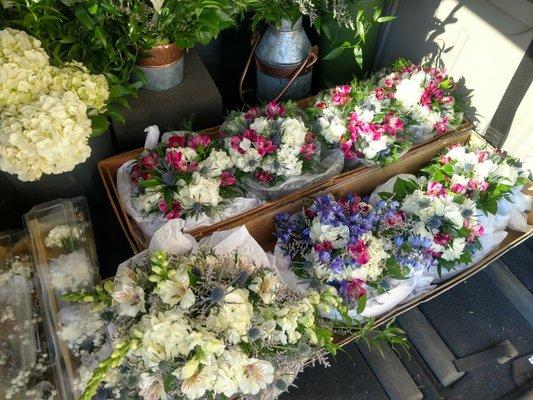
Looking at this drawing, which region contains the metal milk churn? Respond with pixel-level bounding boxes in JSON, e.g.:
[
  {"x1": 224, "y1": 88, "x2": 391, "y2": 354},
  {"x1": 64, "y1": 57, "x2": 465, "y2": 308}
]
[{"x1": 241, "y1": 18, "x2": 318, "y2": 103}]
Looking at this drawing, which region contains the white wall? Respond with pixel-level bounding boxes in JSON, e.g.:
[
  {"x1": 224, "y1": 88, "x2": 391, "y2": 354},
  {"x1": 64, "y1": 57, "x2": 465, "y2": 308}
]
[{"x1": 375, "y1": 0, "x2": 533, "y2": 165}]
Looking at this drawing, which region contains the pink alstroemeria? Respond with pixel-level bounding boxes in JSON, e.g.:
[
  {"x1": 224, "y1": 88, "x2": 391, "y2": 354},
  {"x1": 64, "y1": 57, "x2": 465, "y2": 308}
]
[
  {"x1": 166, "y1": 202, "x2": 181, "y2": 220},
  {"x1": 427, "y1": 181, "x2": 446, "y2": 197},
  {"x1": 230, "y1": 136, "x2": 245, "y2": 154},
  {"x1": 434, "y1": 117, "x2": 449, "y2": 134},
  {"x1": 243, "y1": 129, "x2": 258, "y2": 142},
  {"x1": 340, "y1": 139, "x2": 357, "y2": 160},
  {"x1": 439, "y1": 155, "x2": 451, "y2": 164},
  {"x1": 130, "y1": 164, "x2": 149, "y2": 184},
  {"x1": 300, "y1": 142, "x2": 317, "y2": 160},
  {"x1": 433, "y1": 233, "x2": 451, "y2": 246},
  {"x1": 331, "y1": 85, "x2": 352, "y2": 106},
  {"x1": 348, "y1": 240, "x2": 370, "y2": 265},
  {"x1": 188, "y1": 134, "x2": 211, "y2": 149},
  {"x1": 140, "y1": 152, "x2": 159, "y2": 169},
  {"x1": 165, "y1": 150, "x2": 192, "y2": 172},
  {"x1": 266, "y1": 101, "x2": 285, "y2": 118},
  {"x1": 245, "y1": 107, "x2": 261, "y2": 120},
  {"x1": 220, "y1": 171, "x2": 236, "y2": 187},
  {"x1": 383, "y1": 78, "x2": 395, "y2": 88},
  {"x1": 475, "y1": 150, "x2": 489, "y2": 162},
  {"x1": 450, "y1": 182, "x2": 467, "y2": 194},
  {"x1": 255, "y1": 170, "x2": 273, "y2": 183},
  {"x1": 167, "y1": 135, "x2": 186, "y2": 148},
  {"x1": 374, "y1": 87, "x2": 385, "y2": 100},
  {"x1": 255, "y1": 136, "x2": 276, "y2": 156},
  {"x1": 384, "y1": 113, "x2": 405, "y2": 136},
  {"x1": 315, "y1": 100, "x2": 327, "y2": 109}
]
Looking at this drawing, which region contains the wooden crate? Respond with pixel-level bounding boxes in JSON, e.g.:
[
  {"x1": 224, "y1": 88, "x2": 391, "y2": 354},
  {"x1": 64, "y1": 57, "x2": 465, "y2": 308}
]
[{"x1": 98, "y1": 120, "x2": 474, "y2": 253}]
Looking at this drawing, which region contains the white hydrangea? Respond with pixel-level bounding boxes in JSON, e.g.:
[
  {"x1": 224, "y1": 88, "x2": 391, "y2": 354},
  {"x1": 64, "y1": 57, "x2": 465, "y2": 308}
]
[
  {"x1": 0, "y1": 28, "x2": 109, "y2": 181},
  {"x1": 45, "y1": 224, "x2": 83, "y2": 248},
  {"x1": 198, "y1": 149, "x2": 233, "y2": 178},
  {"x1": 394, "y1": 71, "x2": 427, "y2": 110},
  {"x1": 276, "y1": 147, "x2": 303, "y2": 177},
  {"x1": 178, "y1": 173, "x2": 222, "y2": 210},
  {"x1": 316, "y1": 108, "x2": 346, "y2": 144},
  {"x1": 0, "y1": 92, "x2": 92, "y2": 181},
  {"x1": 309, "y1": 218, "x2": 350, "y2": 248},
  {"x1": 281, "y1": 117, "x2": 307, "y2": 147}
]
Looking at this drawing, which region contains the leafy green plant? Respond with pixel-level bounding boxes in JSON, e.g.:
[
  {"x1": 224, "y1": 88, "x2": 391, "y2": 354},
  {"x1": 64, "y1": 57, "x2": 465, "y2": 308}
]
[{"x1": 1, "y1": 0, "x2": 250, "y2": 134}]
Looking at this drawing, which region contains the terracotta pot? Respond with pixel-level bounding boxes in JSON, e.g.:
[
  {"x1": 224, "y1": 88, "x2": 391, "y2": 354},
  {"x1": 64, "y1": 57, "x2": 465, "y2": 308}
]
[{"x1": 135, "y1": 43, "x2": 185, "y2": 91}]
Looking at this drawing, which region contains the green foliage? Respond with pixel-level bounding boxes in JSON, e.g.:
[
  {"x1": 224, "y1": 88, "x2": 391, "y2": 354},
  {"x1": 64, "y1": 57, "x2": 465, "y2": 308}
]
[
  {"x1": 1, "y1": 0, "x2": 249, "y2": 131},
  {"x1": 392, "y1": 177, "x2": 419, "y2": 202}
]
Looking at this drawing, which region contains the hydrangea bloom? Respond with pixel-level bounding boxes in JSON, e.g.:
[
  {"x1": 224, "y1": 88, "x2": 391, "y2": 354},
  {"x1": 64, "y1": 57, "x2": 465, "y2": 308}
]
[{"x1": 0, "y1": 28, "x2": 109, "y2": 181}]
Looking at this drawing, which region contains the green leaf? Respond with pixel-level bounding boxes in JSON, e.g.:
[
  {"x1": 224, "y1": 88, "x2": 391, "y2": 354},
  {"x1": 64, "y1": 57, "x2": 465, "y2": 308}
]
[
  {"x1": 109, "y1": 85, "x2": 132, "y2": 99},
  {"x1": 376, "y1": 16, "x2": 396, "y2": 23},
  {"x1": 74, "y1": 7, "x2": 94, "y2": 29},
  {"x1": 323, "y1": 46, "x2": 345, "y2": 61},
  {"x1": 139, "y1": 179, "x2": 161, "y2": 188},
  {"x1": 373, "y1": 7, "x2": 381, "y2": 21},
  {"x1": 353, "y1": 46, "x2": 363, "y2": 68},
  {"x1": 94, "y1": 26, "x2": 107, "y2": 47},
  {"x1": 90, "y1": 114, "x2": 109, "y2": 136},
  {"x1": 357, "y1": 294, "x2": 367, "y2": 314},
  {"x1": 356, "y1": 20, "x2": 365, "y2": 43}
]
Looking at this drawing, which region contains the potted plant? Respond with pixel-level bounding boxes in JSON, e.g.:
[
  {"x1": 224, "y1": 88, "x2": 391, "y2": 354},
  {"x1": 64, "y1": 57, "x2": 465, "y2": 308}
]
[
  {"x1": 123, "y1": 0, "x2": 250, "y2": 91},
  {"x1": 245, "y1": 0, "x2": 394, "y2": 102}
]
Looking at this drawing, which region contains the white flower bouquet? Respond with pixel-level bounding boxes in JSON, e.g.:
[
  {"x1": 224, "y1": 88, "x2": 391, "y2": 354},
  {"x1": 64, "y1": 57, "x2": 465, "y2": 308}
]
[
  {"x1": 61, "y1": 223, "x2": 375, "y2": 400},
  {"x1": 117, "y1": 126, "x2": 261, "y2": 239},
  {"x1": 221, "y1": 101, "x2": 344, "y2": 200},
  {"x1": 0, "y1": 28, "x2": 109, "y2": 181}
]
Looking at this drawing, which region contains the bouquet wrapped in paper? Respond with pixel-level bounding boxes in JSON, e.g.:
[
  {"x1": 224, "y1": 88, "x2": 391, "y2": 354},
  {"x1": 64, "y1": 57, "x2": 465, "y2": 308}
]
[
  {"x1": 62, "y1": 221, "x2": 368, "y2": 400},
  {"x1": 221, "y1": 101, "x2": 344, "y2": 200},
  {"x1": 117, "y1": 126, "x2": 261, "y2": 238}
]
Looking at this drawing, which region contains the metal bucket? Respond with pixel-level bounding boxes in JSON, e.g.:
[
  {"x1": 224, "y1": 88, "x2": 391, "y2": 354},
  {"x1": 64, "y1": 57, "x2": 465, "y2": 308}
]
[
  {"x1": 254, "y1": 18, "x2": 317, "y2": 102},
  {"x1": 136, "y1": 43, "x2": 184, "y2": 91}
]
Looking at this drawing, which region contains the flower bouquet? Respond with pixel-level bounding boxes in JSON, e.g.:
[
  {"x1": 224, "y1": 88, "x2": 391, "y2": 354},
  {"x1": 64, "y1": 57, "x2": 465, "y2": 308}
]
[
  {"x1": 0, "y1": 28, "x2": 109, "y2": 181},
  {"x1": 60, "y1": 222, "x2": 375, "y2": 400},
  {"x1": 421, "y1": 143, "x2": 530, "y2": 231},
  {"x1": 374, "y1": 59, "x2": 463, "y2": 142},
  {"x1": 311, "y1": 81, "x2": 412, "y2": 166},
  {"x1": 274, "y1": 193, "x2": 434, "y2": 318},
  {"x1": 221, "y1": 101, "x2": 344, "y2": 200},
  {"x1": 117, "y1": 126, "x2": 260, "y2": 239}
]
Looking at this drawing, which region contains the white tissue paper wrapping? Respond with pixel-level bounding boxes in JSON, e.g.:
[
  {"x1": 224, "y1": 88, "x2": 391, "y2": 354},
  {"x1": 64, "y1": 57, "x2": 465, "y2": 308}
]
[
  {"x1": 272, "y1": 244, "x2": 418, "y2": 319},
  {"x1": 118, "y1": 220, "x2": 274, "y2": 276},
  {"x1": 244, "y1": 147, "x2": 345, "y2": 201},
  {"x1": 116, "y1": 127, "x2": 262, "y2": 239},
  {"x1": 498, "y1": 187, "x2": 532, "y2": 232}
]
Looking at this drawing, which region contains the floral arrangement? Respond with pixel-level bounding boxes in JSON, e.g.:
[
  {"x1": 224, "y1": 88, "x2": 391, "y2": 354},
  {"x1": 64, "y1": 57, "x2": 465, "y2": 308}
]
[
  {"x1": 0, "y1": 28, "x2": 109, "y2": 181},
  {"x1": 312, "y1": 82, "x2": 411, "y2": 165},
  {"x1": 222, "y1": 101, "x2": 319, "y2": 186},
  {"x1": 129, "y1": 132, "x2": 245, "y2": 221},
  {"x1": 374, "y1": 59, "x2": 463, "y2": 140},
  {"x1": 62, "y1": 249, "x2": 348, "y2": 400},
  {"x1": 421, "y1": 143, "x2": 529, "y2": 214},
  {"x1": 275, "y1": 194, "x2": 434, "y2": 309}
]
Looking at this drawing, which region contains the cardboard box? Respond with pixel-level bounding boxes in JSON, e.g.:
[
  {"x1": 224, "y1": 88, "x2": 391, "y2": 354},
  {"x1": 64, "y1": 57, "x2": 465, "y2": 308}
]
[{"x1": 98, "y1": 121, "x2": 474, "y2": 253}]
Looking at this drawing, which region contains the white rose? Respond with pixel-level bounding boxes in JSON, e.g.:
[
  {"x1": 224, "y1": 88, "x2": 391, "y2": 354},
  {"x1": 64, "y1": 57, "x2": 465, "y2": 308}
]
[
  {"x1": 178, "y1": 174, "x2": 222, "y2": 210},
  {"x1": 249, "y1": 116, "x2": 269, "y2": 134}
]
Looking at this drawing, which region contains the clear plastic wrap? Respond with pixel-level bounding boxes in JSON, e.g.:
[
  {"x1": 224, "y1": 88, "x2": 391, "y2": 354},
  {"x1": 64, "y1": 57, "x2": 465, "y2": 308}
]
[
  {"x1": 0, "y1": 230, "x2": 58, "y2": 400},
  {"x1": 243, "y1": 147, "x2": 345, "y2": 201},
  {"x1": 23, "y1": 197, "x2": 106, "y2": 399}
]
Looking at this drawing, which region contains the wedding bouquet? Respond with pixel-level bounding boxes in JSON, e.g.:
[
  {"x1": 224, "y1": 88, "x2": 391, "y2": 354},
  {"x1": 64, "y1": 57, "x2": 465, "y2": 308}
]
[
  {"x1": 118, "y1": 127, "x2": 260, "y2": 238},
  {"x1": 274, "y1": 193, "x2": 434, "y2": 317},
  {"x1": 221, "y1": 101, "x2": 343, "y2": 200},
  {"x1": 421, "y1": 143, "x2": 529, "y2": 214},
  {"x1": 0, "y1": 28, "x2": 109, "y2": 181},
  {"x1": 375, "y1": 59, "x2": 463, "y2": 142},
  {"x1": 63, "y1": 225, "x2": 349, "y2": 400},
  {"x1": 311, "y1": 82, "x2": 412, "y2": 166}
]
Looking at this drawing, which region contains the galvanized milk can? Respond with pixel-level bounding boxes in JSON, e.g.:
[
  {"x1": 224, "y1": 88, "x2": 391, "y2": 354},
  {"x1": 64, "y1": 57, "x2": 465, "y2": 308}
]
[
  {"x1": 136, "y1": 43, "x2": 184, "y2": 91},
  {"x1": 240, "y1": 18, "x2": 318, "y2": 103}
]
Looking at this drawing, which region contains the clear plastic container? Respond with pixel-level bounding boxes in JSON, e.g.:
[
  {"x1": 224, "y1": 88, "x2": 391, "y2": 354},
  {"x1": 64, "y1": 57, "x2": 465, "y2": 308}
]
[
  {"x1": 23, "y1": 197, "x2": 105, "y2": 399},
  {"x1": 0, "y1": 230, "x2": 59, "y2": 399}
]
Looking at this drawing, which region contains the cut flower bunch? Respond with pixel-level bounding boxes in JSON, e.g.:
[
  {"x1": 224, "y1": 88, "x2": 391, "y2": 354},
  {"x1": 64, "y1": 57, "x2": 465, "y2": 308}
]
[
  {"x1": 311, "y1": 60, "x2": 463, "y2": 165},
  {"x1": 274, "y1": 139, "x2": 530, "y2": 317},
  {"x1": 61, "y1": 229, "x2": 399, "y2": 400},
  {"x1": 0, "y1": 28, "x2": 109, "y2": 181},
  {"x1": 221, "y1": 101, "x2": 319, "y2": 186}
]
